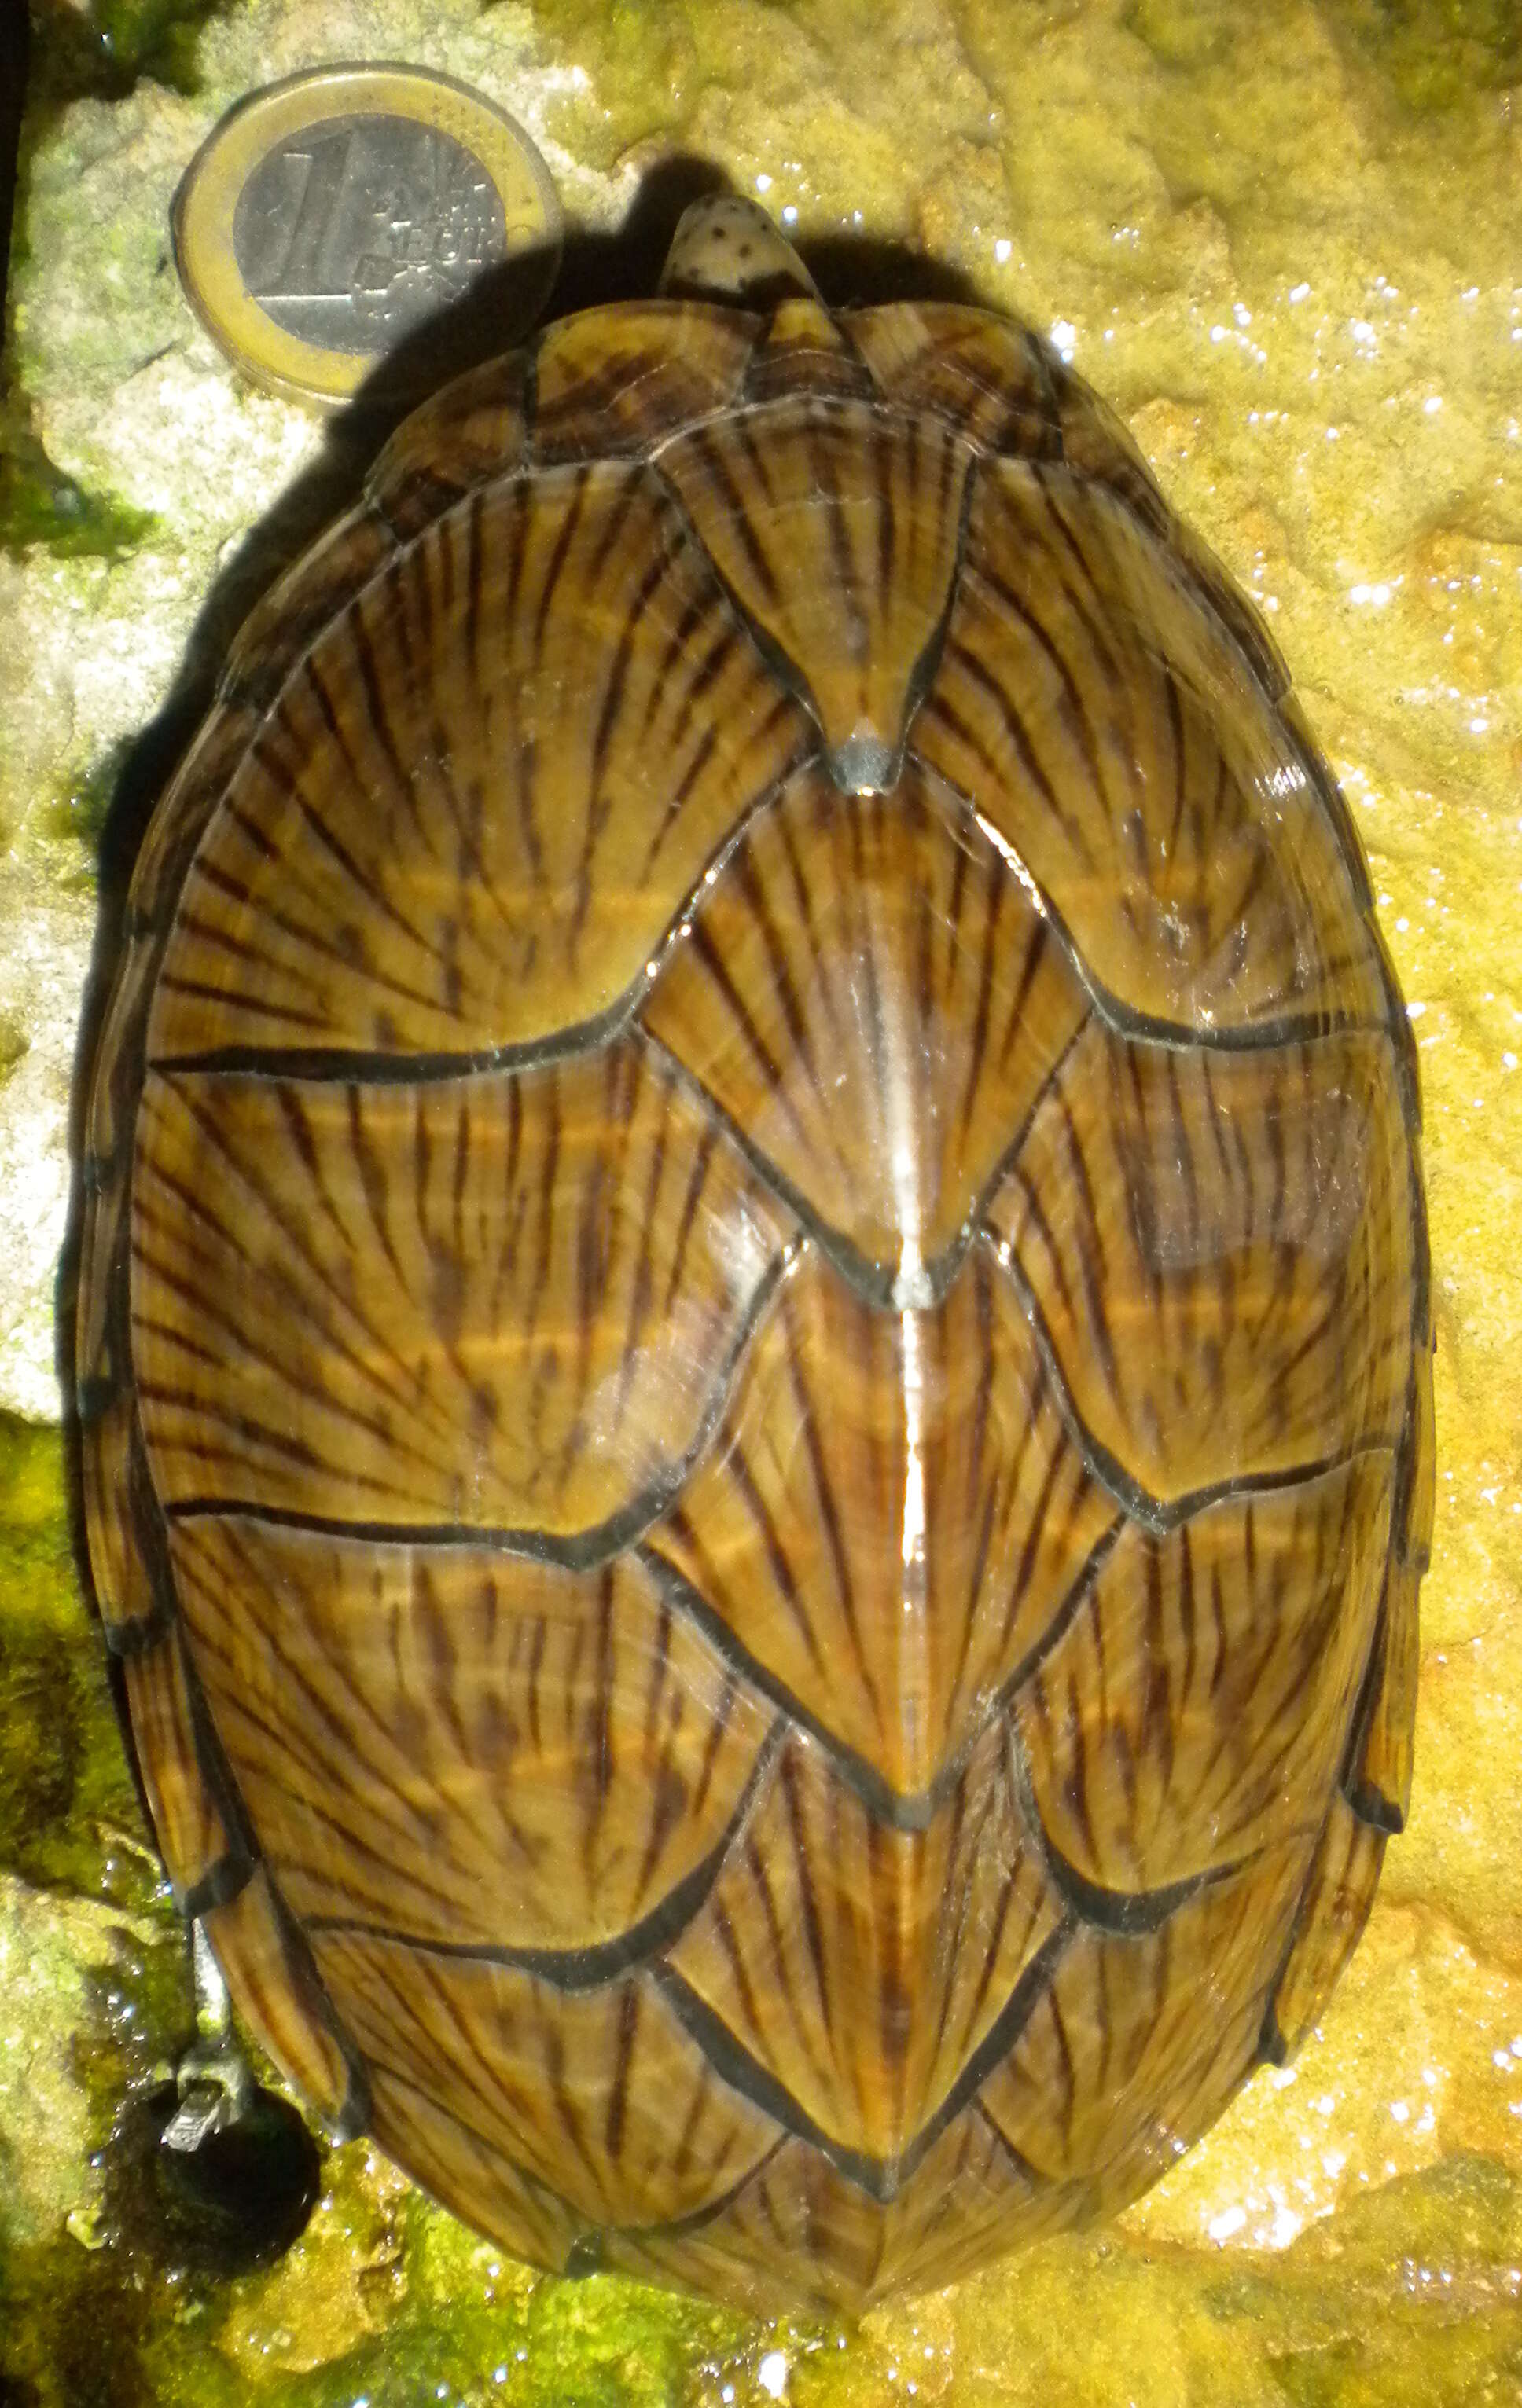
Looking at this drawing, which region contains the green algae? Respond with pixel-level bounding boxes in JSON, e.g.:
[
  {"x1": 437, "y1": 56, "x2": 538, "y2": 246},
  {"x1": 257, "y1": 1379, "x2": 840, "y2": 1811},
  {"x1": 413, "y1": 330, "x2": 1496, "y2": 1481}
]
[
  {"x1": 0, "y1": 2228, "x2": 163, "y2": 2408},
  {"x1": 43, "y1": 741, "x2": 131, "y2": 851},
  {"x1": 9, "y1": 2131, "x2": 1521, "y2": 2408},
  {"x1": 3, "y1": 0, "x2": 233, "y2": 574},
  {"x1": 520, "y1": 0, "x2": 711, "y2": 170},
  {"x1": 1125, "y1": 0, "x2": 1522, "y2": 105},
  {"x1": 0, "y1": 1411, "x2": 150, "y2": 1901},
  {"x1": 26, "y1": 0, "x2": 233, "y2": 108},
  {"x1": 1335, "y1": 0, "x2": 1522, "y2": 113},
  {"x1": 0, "y1": 394, "x2": 157, "y2": 560},
  {"x1": 1, "y1": 2121, "x2": 780, "y2": 2408},
  {"x1": 247, "y1": 2259, "x2": 745, "y2": 2408},
  {"x1": 782, "y1": 2173, "x2": 1522, "y2": 2408},
  {"x1": 9, "y1": 2179, "x2": 1516, "y2": 2408}
]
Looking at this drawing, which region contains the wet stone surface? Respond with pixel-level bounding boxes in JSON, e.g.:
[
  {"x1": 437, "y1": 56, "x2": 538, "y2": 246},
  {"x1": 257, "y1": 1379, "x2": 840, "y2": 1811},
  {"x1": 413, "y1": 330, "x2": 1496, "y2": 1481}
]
[{"x1": 3, "y1": 0, "x2": 1522, "y2": 2398}]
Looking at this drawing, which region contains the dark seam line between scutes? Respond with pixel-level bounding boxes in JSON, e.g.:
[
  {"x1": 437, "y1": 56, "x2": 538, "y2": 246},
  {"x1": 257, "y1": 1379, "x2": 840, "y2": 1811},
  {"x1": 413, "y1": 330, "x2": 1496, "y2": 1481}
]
[
  {"x1": 911, "y1": 750, "x2": 1397, "y2": 1060},
  {"x1": 259, "y1": 1856, "x2": 376, "y2": 2143},
  {"x1": 179, "y1": 1852, "x2": 254, "y2": 1921},
  {"x1": 148, "y1": 995, "x2": 646, "y2": 1087},
  {"x1": 636, "y1": 1522, "x2": 1120, "y2": 1837},
  {"x1": 912, "y1": 1919, "x2": 1072, "y2": 2147},
  {"x1": 160, "y1": 1242, "x2": 798, "y2": 1566},
  {"x1": 973, "y1": 2101, "x2": 1046, "y2": 2191},
  {"x1": 302, "y1": 1720, "x2": 785, "y2": 1991},
  {"x1": 638, "y1": 1929, "x2": 1068, "y2": 2236},
  {"x1": 165, "y1": 1602, "x2": 264, "y2": 1903},
  {"x1": 1005, "y1": 1720, "x2": 1248, "y2": 1938},
  {"x1": 648, "y1": 439, "x2": 825, "y2": 735},
  {"x1": 651, "y1": 1925, "x2": 1070, "y2": 2207},
  {"x1": 637, "y1": 1030, "x2": 924, "y2": 1308},
  {"x1": 165, "y1": 1474, "x2": 380, "y2": 2138},
  {"x1": 887, "y1": 441, "x2": 980, "y2": 780},
  {"x1": 1255, "y1": 1785, "x2": 1355, "y2": 2072},
  {"x1": 618, "y1": 2136, "x2": 794, "y2": 2246},
  {"x1": 141, "y1": 748, "x2": 822, "y2": 1091},
  {"x1": 652, "y1": 1964, "x2": 906, "y2": 2203},
  {"x1": 101, "y1": 1595, "x2": 175, "y2": 1660},
  {"x1": 979, "y1": 1227, "x2": 1398, "y2": 1540},
  {"x1": 640, "y1": 1022, "x2": 1090, "y2": 1318},
  {"x1": 1343, "y1": 1777, "x2": 1403, "y2": 1840},
  {"x1": 1336, "y1": 1415, "x2": 1412, "y2": 1839}
]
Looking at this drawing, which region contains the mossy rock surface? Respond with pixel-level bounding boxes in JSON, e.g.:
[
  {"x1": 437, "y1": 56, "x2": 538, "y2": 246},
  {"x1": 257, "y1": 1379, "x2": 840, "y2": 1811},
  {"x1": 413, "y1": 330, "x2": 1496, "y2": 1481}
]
[{"x1": 4, "y1": 0, "x2": 1522, "y2": 2399}]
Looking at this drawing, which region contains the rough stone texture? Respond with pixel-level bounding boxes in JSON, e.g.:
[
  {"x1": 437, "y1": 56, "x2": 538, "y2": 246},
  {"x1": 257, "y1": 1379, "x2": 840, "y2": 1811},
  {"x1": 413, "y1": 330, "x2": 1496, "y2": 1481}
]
[
  {"x1": 3, "y1": 0, "x2": 1522, "y2": 2399},
  {"x1": 0, "y1": 868, "x2": 92, "y2": 1416},
  {"x1": 0, "y1": 1872, "x2": 166, "y2": 2248}
]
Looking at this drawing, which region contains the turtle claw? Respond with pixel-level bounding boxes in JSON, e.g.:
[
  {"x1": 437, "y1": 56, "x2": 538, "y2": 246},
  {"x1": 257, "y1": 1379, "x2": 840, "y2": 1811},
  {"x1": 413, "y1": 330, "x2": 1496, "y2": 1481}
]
[
  {"x1": 161, "y1": 2043, "x2": 255, "y2": 2153},
  {"x1": 161, "y1": 1918, "x2": 256, "y2": 2151}
]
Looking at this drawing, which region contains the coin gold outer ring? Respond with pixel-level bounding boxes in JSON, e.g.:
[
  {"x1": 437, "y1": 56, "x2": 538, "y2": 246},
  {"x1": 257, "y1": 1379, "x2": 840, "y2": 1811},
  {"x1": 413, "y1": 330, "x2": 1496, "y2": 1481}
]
[{"x1": 172, "y1": 63, "x2": 563, "y2": 407}]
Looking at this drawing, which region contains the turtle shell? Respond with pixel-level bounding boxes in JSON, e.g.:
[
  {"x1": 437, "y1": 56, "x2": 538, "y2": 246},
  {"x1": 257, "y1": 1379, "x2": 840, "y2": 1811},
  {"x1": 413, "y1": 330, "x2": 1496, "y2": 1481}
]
[{"x1": 78, "y1": 207, "x2": 1432, "y2": 2314}]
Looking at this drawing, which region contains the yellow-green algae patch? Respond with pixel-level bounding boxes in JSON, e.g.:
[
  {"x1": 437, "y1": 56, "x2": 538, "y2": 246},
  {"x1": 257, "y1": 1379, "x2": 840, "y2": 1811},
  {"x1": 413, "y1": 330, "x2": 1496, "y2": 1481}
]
[
  {"x1": 790, "y1": 2166, "x2": 1522, "y2": 2407},
  {"x1": 24, "y1": 0, "x2": 236, "y2": 108},
  {"x1": 0, "y1": 1411, "x2": 151, "y2": 1900},
  {"x1": 0, "y1": 395, "x2": 158, "y2": 560}
]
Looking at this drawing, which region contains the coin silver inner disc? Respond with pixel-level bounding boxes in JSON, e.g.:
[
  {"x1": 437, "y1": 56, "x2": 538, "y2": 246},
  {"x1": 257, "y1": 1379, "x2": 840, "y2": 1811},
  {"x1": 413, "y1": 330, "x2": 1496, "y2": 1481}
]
[{"x1": 231, "y1": 112, "x2": 509, "y2": 356}]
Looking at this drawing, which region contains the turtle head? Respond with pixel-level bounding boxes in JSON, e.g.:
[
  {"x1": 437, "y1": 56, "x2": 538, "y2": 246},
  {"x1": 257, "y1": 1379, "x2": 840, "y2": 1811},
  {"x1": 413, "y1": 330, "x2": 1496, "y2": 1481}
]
[{"x1": 659, "y1": 194, "x2": 822, "y2": 308}]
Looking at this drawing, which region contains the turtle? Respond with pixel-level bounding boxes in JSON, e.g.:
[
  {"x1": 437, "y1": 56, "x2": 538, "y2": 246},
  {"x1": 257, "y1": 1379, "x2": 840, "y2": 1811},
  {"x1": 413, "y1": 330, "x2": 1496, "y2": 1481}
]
[{"x1": 76, "y1": 193, "x2": 1432, "y2": 2314}]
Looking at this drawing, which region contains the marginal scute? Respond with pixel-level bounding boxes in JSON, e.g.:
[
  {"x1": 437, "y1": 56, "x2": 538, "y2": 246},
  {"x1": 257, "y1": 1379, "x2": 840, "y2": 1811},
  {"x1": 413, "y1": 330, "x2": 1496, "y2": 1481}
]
[
  {"x1": 1015, "y1": 1459, "x2": 1393, "y2": 1893},
  {"x1": 123, "y1": 697, "x2": 259, "y2": 929},
  {"x1": 1343, "y1": 1343, "x2": 1429, "y2": 1833},
  {"x1": 647, "y1": 1248, "x2": 1118, "y2": 1796},
  {"x1": 1400, "y1": 1316, "x2": 1438, "y2": 1572},
  {"x1": 844, "y1": 302, "x2": 1059, "y2": 461},
  {"x1": 915, "y1": 460, "x2": 1388, "y2": 1033},
  {"x1": 745, "y1": 297, "x2": 875, "y2": 402},
  {"x1": 146, "y1": 461, "x2": 812, "y2": 1063},
  {"x1": 1042, "y1": 347, "x2": 1171, "y2": 545},
  {"x1": 131, "y1": 1047, "x2": 798, "y2": 1533},
  {"x1": 658, "y1": 395, "x2": 969, "y2": 784},
  {"x1": 366, "y1": 2064, "x2": 583, "y2": 2274},
  {"x1": 74, "y1": 1187, "x2": 127, "y2": 1412},
  {"x1": 79, "y1": 1393, "x2": 158, "y2": 1639},
  {"x1": 665, "y1": 1720, "x2": 1063, "y2": 2161},
  {"x1": 311, "y1": 1932, "x2": 785, "y2": 2230},
  {"x1": 120, "y1": 1623, "x2": 237, "y2": 1900},
  {"x1": 1045, "y1": 349, "x2": 1295, "y2": 707},
  {"x1": 220, "y1": 507, "x2": 397, "y2": 711},
  {"x1": 643, "y1": 760, "x2": 1089, "y2": 1273},
  {"x1": 1276, "y1": 692, "x2": 1377, "y2": 912},
  {"x1": 367, "y1": 349, "x2": 530, "y2": 538},
  {"x1": 201, "y1": 1866, "x2": 358, "y2": 2128},
  {"x1": 171, "y1": 1516, "x2": 776, "y2": 1951},
  {"x1": 608, "y1": 2112, "x2": 1072, "y2": 2317},
  {"x1": 980, "y1": 1844, "x2": 1309, "y2": 2199},
  {"x1": 532, "y1": 301, "x2": 759, "y2": 461},
  {"x1": 987, "y1": 1020, "x2": 1416, "y2": 1501},
  {"x1": 1261, "y1": 1796, "x2": 1387, "y2": 2063},
  {"x1": 1342, "y1": 1558, "x2": 1418, "y2": 1833},
  {"x1": 83, "y1": 925, "x2": 163, "y2": 1173},
  {"x1": 1052, "y1": 336, "x2": 1297, "y2": 703}
]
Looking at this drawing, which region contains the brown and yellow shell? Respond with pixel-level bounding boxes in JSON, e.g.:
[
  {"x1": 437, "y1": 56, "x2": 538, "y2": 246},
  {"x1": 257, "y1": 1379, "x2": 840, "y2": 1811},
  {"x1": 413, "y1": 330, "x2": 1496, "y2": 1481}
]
[{"x1": 78, "y1": 197, "x2": 1432, "y2": 2314}]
